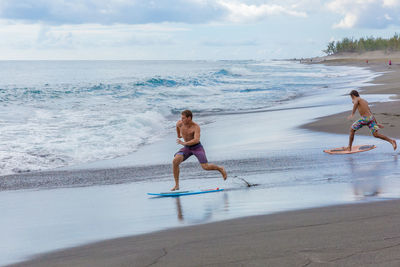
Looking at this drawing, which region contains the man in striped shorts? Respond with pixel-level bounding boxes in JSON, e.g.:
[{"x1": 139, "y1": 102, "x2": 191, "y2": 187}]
[{"x1": 347, "y1": 90, "x2": 397, "y2": 151}]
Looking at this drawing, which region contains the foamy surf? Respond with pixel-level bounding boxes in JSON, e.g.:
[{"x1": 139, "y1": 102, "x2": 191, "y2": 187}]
[{"x1": 0, "y1": 60, "x2": 374, "y2": 175}]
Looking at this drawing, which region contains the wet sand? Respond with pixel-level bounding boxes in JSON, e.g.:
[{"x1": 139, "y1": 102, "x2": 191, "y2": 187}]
[{"x1": 13, "y1": 199, "x2": 400, "y2": 266}]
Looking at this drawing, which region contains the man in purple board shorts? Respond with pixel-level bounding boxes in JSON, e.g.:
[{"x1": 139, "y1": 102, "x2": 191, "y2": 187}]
[
  {"x1": 347, "y1": 90, "x2": 397, "y2": 151},
  {"x1": 172, "y1": 110, "x2": 227, "y2": 191}
]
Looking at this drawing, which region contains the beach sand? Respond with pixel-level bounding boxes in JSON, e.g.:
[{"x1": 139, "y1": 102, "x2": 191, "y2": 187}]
[
  {"x1": 302, "y1": 51, "x2": 400, "y2": 140},
  {"x1": 13, "y1": 199, "x2": 400, "y2": 266},
  {"x1": 9, "y1": 52, "x2": 400, "y2": 266}
]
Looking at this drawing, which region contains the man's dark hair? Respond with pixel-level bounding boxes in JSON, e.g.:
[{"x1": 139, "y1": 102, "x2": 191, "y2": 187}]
[
  {"x1": 181, "y1": 110, "x2": 193, "y2": 118},
  {"x1": 349, "y1": 90, "x2": 359, "y2": 97}
]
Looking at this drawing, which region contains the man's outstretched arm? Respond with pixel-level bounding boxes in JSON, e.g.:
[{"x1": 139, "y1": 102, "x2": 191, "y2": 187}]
[{"x1": 176, "y1": 121, "x2": 182, "y2": 138}]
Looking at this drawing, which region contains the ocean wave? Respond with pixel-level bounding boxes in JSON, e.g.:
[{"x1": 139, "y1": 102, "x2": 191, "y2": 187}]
[
  {"x1": 239, "y1": 88, "x2": 271, "y2": 93},
  {"x1": 0, "y1": 60, "x2": 374, "y2": 175},
  {"x1": 133, "y1": 76, "x2": 205, "y2": 88},
  {"x1": 144, "y1": 77, "x2": 178, "y2": 87},
  {"x1": 214, "y1": 68, "x2": 242, "y2": 77}
]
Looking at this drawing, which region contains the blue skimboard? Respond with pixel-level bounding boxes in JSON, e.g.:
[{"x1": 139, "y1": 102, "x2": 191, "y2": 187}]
[{"x1": 147, "y1": 188, "x2": 224, "y2": 197}]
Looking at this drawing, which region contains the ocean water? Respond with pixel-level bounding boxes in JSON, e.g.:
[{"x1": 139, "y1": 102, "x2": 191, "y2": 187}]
[{"x1": 0, "y1": 60, "x2": 375, "y2": 175}]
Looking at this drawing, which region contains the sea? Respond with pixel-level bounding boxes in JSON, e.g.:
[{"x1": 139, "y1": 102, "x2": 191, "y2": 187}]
[{"x1": 0, "y1": 60, "x2": 376, "y2": 176}]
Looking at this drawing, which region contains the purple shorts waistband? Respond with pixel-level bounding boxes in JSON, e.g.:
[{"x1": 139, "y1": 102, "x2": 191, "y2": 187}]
[{"x1": 185, "y1": 142, "x2": 202, "y2": 149}]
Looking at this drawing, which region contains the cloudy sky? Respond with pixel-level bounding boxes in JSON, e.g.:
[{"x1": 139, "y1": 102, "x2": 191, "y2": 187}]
[{"x1": 0, "y1": 0, "x2": 399, "y2": 60}]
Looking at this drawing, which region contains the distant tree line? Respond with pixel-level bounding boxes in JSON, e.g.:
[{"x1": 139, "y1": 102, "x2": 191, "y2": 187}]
[{"x1": 323, "y1": 34, "x2": 400, "y2": 55}]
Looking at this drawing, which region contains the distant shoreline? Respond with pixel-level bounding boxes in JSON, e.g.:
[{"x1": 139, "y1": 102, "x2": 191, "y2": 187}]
[{"x1": 301, "y1": 51, "x2": 400, "y2": 140}]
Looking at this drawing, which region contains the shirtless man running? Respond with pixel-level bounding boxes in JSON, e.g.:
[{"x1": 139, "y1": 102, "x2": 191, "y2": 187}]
[
  {"x1": 347, "y1": 90, "x2": 397, "y2": 151},
  {"x1": 171, "y1": 110, "x2": 227, "y2": 191}
]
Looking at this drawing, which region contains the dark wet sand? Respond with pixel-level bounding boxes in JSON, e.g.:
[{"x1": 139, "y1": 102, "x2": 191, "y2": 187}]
[
  {"x1": 13, "y1": 199, "x2": 400, "y2": 266},
  {"x1": 0, "y1": 156, "x2": 301, "y2": 191}
]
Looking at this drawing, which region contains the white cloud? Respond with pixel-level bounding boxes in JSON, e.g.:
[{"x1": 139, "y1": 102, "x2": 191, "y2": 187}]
[
  {"x1": 0, "y1": 0, "x2": 223, "y2": 24},
  {"x1": 0, "y1": 0, "x2": 308, "y2": 25},
  {"x1": 0, "y1": 20, "x2": 186, "y2": 52},
  {"x1": 327, "y1": 0, "x2": 400, "y2": 29},
  {"x1": 332, "y1": 13, "x2": 358, "y2": 28},
  {"x1": 383, "y1": 0, "x2": 400, "y2": 7},
  {"x1": 384, "y1": 14, "x2": 393, "y2": 20},
  {"x1": 37, "y1": 26, "x2": 74, "y2": 49},
  {"x1": 218, "y1": 1, "x2": 307, "y2": 23}
]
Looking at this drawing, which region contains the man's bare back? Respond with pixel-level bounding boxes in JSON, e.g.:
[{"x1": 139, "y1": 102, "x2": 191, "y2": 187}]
[
  {"x1": 353, "y1": 97, "x2": 372, "y2": 117},
  {"x1": 348, "y1": 96, "x2": 384, "y2": 129}
]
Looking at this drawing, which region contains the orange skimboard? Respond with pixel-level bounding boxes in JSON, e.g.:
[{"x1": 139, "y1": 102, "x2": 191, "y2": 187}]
[{"x1": 324, "y1": 144, "x2": 376, "y2": 154}]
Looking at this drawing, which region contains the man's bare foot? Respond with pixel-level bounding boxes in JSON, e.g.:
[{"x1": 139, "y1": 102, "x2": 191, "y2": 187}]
[
  {"x1": 220, "y1": 167, "x2": 227, "y2": 180},
  {"x1": 391, "y1": 139, "x2": 397, "y2": 150},
  {"x1": 345, "y1": 146, "x2": 352, "y2": 151},
  {"x1": 171, "y1": 185, "x2": 179, "y2": 191}
]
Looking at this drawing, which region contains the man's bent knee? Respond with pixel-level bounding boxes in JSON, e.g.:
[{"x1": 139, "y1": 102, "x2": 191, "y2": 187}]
[{"x1": 173, "y1": 155, "x2": 183, "y2": 166}]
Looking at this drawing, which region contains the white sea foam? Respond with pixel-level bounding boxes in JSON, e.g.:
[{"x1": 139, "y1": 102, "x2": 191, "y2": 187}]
[{"x1": 0, "y1": 60, "x2": 374, "y2": 175}]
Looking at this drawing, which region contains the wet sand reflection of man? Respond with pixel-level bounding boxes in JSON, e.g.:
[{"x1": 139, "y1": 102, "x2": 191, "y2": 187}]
[{"x1": 348, "y1": 155, "x2": 398, "y2": 198}]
